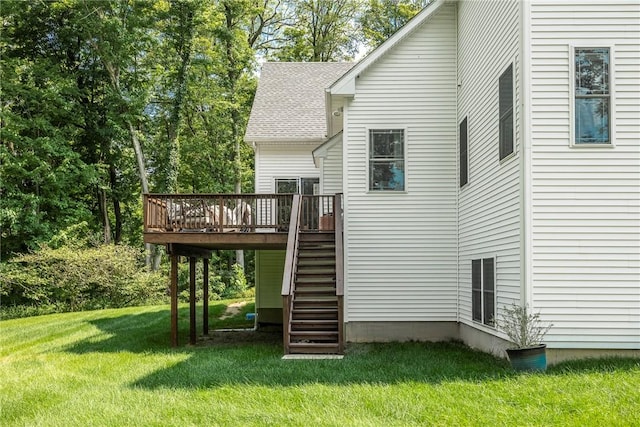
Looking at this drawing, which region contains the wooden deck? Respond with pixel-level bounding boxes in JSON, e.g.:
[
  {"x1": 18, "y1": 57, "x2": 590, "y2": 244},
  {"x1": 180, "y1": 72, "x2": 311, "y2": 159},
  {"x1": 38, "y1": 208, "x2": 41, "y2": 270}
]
[
  {"x1": 143, "y1": 193, "x2": 341, "y2": 349},
  {"x1": 143, "y1": 193, "x2": 336, "y2": 251},
  {"x1": 145, "y1": 194, "x2": 281, "y2": 250}
]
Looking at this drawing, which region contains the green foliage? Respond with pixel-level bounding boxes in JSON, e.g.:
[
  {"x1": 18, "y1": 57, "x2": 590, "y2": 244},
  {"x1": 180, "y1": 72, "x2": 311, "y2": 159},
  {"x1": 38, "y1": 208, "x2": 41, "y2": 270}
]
[
  {"x1": 176, "y1": 259, "x2": 252, "y2": 303},
  {"x1": 0, "y1": 243, "x2": 166, "y2": 317},
  {"x1": 359, "y1": 0, "x2": 430, "y2": 49},
  {"x1": 499, "y1": 303, "x2": 553, "y2": 349},
  {"x1": 273, "y1": 0, "x2": 361, "y2": 62},
  {"x1": 222, "y1": 263, "x2": 249, "y2": 299}
]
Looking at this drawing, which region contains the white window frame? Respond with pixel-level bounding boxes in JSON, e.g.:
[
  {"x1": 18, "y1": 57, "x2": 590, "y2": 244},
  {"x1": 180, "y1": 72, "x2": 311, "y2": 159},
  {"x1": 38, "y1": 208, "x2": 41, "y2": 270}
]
[
  {"x1": 366, "y1": 127, "x2": 408, "y2": 193},
  {"x1": 471, "y1": 256, "x2": 497, "y2": 327},
  {"x1": 569, "y1": 43, "x2": 616, "y2": 148}
]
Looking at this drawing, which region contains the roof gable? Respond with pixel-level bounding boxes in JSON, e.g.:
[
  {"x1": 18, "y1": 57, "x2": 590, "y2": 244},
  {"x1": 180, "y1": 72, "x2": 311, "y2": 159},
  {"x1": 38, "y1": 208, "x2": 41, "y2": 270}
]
[
  {"x1": 245, "y1": 62, "x2": 354, "y2": 143},
  {"x1": 330, "y1": 0, "x2": 447, "y2": 95}
]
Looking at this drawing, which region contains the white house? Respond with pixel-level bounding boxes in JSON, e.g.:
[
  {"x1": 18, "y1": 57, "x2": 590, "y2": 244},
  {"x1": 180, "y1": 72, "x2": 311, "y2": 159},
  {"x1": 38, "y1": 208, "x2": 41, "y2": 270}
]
[{"x1": 244, "y1": 0, "x2": 640, "y2": 362}]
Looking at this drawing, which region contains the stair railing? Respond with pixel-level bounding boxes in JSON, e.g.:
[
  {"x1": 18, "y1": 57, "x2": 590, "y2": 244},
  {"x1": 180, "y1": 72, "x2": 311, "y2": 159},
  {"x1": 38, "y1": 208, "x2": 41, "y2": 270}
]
[
  {"x1": 334, "y1": 193, "x2": 345, "y2": 353},
  {"x1": 281, "y1": 194, "x2": 303, "y2": 354}
]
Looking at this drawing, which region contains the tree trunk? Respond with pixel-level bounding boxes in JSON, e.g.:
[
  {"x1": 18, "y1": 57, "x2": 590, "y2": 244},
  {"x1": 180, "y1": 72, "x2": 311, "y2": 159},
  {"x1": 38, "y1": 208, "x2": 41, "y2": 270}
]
[
  {"x1": 98, "y1": 187, "x2": 112, "y2": 244},
  {"x1": 110, "y1": 164, "x2": 122, "y2": 244}
]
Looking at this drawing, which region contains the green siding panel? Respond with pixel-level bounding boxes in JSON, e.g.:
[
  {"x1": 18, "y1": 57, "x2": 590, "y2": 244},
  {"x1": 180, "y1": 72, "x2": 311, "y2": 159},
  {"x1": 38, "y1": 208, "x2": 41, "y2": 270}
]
[{"x1": 256, "y1": 250, "x2": 285, "y2": 309}]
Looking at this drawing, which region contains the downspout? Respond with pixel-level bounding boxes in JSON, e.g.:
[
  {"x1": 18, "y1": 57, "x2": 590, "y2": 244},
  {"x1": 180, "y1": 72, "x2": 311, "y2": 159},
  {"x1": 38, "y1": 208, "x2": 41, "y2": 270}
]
[
  {"x1": 520, "y1": 0, "x2": 533, "y2": 309},
  {"x1": 454, "y1": 1, "x2": 460, "y2": 324}
]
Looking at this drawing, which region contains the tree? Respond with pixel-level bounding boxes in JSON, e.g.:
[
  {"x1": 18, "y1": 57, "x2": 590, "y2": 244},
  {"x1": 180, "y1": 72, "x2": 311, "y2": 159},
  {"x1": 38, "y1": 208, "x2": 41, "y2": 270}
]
[
  {"x1": 359, "y1": 0, "x2": 429, "y2": 50},
  {"x1": 1, "y1": 1, "x2": 98, "y2": 256},
  {"x1": 274, "y1": 0, "x2": 361, "y2": 62}
]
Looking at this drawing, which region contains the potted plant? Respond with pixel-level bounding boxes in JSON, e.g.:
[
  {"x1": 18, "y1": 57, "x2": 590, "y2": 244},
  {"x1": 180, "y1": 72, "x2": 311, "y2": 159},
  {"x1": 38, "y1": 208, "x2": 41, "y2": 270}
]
[{"x1": 499, "y1": 303, "x2": 553, "y2": 372}]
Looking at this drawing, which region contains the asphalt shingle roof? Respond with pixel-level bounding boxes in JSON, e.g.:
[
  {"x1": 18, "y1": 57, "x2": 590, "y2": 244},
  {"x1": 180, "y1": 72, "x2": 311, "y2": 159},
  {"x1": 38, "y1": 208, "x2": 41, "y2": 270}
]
[{"x1": 245, "y1": 62, "x2": 354, "y2": 143}]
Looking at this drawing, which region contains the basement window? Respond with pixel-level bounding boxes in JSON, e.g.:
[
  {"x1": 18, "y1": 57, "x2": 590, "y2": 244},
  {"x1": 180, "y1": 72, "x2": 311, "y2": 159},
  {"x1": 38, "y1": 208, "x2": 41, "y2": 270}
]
[{"x1": 472, "y1": 258, "x2": 495, "y2": 326}]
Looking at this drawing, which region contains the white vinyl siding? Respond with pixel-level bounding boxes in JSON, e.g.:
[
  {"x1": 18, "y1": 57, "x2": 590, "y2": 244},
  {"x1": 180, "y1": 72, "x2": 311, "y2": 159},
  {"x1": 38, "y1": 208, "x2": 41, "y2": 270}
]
[
  {"x1": 255, "y1": 143, "x2": 320, "y2": 194},
  {"x1": 343, "y1": 3, "x2": 458, "y2": 322},
  {"x1": 457, "y1": 0, "x2": 522, "y2": 331},
  {"x1": 529, "y1": 0, "x2": 640, "y2": 349},
  {"x1": 322, "y1": 138, "x2": 343, "y2": 195},
  {"x1": 254, "y1": 142, "x2": 320, "y2": 308}
]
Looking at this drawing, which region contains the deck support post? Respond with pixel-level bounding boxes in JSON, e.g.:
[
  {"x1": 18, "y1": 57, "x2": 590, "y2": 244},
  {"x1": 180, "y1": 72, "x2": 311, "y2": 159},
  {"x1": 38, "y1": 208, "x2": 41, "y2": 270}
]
[
  {"x1": 189, "y1": 257, "x2": 197, "y2": 345},
  {"x1": 170, "y1": 254, "x2": 179, "y2": 347},
  {"x1": 203, "y1": 258, "x2": 209, "y2": 335}
]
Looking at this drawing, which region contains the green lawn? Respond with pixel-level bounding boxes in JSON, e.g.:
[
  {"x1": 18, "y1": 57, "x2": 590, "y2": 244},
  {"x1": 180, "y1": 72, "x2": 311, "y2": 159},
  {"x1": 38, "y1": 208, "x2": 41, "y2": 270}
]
[{"x1": 1, "y1": 303, "x2": 638, "y2": 426}]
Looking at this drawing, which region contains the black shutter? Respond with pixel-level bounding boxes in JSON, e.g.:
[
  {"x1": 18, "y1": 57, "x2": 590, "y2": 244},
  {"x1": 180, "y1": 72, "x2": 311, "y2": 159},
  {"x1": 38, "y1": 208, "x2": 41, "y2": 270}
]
[
  {"x1": 460, "y1": 117, "x2": 468, "y2": 187},
  {"x1": 499, "y1": 64, "x2": 514, "y2": 160},
  {"x1": 472, "y1": 259, "x2": 482, "y2": 322},
  {"x1": 482, "y1": 258, "x2": 495, "y2": 326}
]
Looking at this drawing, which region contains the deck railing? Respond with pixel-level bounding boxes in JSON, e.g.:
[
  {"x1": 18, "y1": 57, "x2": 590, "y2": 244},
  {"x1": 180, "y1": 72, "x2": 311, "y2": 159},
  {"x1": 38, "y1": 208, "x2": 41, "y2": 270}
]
[
  {"x1": 144, "y1": 193, "x2": 337, "y2": 233},
  {"x1": 143, "y1": 193, "x2": 294, "y2": 232}
]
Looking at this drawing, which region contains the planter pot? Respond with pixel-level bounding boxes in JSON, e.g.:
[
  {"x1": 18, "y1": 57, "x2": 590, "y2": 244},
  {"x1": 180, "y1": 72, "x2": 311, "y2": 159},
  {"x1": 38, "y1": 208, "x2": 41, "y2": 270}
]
[{"x1": 506, "y1": 344, "x2": 547, "y2": 372}]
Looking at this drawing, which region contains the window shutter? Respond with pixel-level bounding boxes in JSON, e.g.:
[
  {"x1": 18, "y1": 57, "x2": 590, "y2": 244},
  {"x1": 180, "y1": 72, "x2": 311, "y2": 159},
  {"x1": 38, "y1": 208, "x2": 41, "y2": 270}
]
[
  {"x1": 472, "y1": 259, "x2": 482, "y2": 322},
  {"x1": 482, "y1": 258, "x2": 495, "y2": 326},
  {"x1": 460, "y1": 117, "x2": 468, "y2": 187},
  {"x1": 499, "y1": 64, "x2": 514, "y2": 160}
]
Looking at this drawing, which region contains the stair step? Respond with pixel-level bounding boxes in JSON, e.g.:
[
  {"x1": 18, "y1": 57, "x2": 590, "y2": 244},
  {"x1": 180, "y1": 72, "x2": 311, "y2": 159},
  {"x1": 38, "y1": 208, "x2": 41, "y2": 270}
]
[
  {"x1": 296, "y1": 275, "x2": 336, "y2": 283},
  {"x1": 290, "y1": 332, "x2": 339, "y2": 342},
  {"x1": 296, "y1": 267, "x2": 336, "y2": 275},
  {"x1": 294, "y1": 295, "x2": 338, "y2": 302},
  {"x1": 294, "y1": 303, "x2": 337, "y2": 310},
  {"x1": 299, "y1": 233, "x2": 335, "y2": 242},
  {"x1": 298, "y1": 250, "x2": 335, "y2": 257},
  {"x1": 292, "y1": 308, "x2": 338, "y2": 320},
  {"x1": 297, "y1": 259, "x2": 336, "y2": 267},
  {"x1": 295, "y1": 292, "x2": 336, "y2": 299},
  {"x1": 288, "y1": 343, "x2": 340, "y2": 354},
  {"x1": 299, "y1": 243, "x2": 335, "y2": 249},
  {"x1": 290, "y1": 319, "x2": 339, "y2": 331},
  {"x1": 291, "y1": 319, "x2": 338, "y2": 330},
  {"x1": 295, "y1": 286, "x2": 336, "y2": 294}
]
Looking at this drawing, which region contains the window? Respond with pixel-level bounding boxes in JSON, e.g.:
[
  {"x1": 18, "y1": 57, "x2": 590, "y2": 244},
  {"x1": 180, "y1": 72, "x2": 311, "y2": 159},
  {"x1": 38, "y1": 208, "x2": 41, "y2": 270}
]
[
  {"x1": 499, "y1": 64, "x2": 514, "y2": 160},
  {"x1": 472, "y1": 257, "x2": 495, "y2": 326},
  {"x1": 459, "y1": 117, "x2": 468, "y2": 187},
  {"x1": 276, "y1": 178, "x2": 298, "y2": 194},
  {"x1": 275, "y1": 177, "x2": 319, "y2": 195},
  {"x1": 574, "y1": 47, "x2": 610, "y2": 144},
  {"x1": 369, "y1": 129, "x2": 405, "y2": 191},
  {"x1": 275, "y1": 177, "x2": 319, "y2": 229}
]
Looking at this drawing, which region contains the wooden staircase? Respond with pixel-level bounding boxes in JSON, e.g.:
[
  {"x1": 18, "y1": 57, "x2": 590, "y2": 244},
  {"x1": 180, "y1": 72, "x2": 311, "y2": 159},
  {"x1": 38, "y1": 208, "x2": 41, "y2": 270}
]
[
  {"x1": 288, "y1": 232, "x2": 340, "y2": 354},
  {"x1": 282, "y1": 194, "x2": 344, "y2": 356}
]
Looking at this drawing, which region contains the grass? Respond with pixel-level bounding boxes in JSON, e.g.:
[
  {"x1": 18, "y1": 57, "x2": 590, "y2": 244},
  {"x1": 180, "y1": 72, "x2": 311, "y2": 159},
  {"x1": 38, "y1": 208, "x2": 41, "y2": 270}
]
[{"x1": 1, "y1": 302, "x2": 638, "y2": 426}]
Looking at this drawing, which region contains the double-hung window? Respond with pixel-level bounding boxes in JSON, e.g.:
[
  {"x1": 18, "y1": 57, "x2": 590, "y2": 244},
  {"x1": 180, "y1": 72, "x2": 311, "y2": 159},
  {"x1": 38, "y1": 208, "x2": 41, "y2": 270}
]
[
  {"x1": 369, "y1": 129, "x2": 405, "y2": 191},
  {"x1": 472, "y1": 257, "x2": 495, "y2": 326},
  {"x1": 574, "y1": 47, "x2": 611, "y2": 144},
  {"x1": 499, "y1": 64, "x2": 514, "y2": 160}
]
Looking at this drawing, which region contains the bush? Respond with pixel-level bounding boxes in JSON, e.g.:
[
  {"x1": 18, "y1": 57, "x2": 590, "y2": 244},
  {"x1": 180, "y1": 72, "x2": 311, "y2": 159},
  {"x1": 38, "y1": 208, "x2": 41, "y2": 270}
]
[
  {"x1": 222, "y1": 263, "x2": 249, "y2": 299},
  {"x1": 176, "y1": 262, "x2": 250, "y2": 302},
  {"x1": 0, "y1": 244, "x2": 166, "y2": 318}
]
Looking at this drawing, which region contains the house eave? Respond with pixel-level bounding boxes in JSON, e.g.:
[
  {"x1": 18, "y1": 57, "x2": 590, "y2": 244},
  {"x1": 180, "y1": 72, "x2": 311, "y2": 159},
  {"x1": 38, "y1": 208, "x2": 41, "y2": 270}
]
[
  {"x1": 312, "y1": 131, "x2": 343, "y2": 167},
  {"x1": 245, "y1": 137, "x2": 325, "y2": 145}
]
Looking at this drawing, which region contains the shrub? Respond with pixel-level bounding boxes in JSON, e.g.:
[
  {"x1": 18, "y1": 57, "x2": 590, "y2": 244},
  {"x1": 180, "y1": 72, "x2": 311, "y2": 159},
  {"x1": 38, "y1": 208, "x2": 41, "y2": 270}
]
[
  {"x1": 176, "y1": 262, "x2": 249, "y2": 302},
  {"x1": 222, "y1": 263, "x2": 248, "y2": 299},
  {"x1": 0, "y1": 244, "x2": 166, "y2": 318}
]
